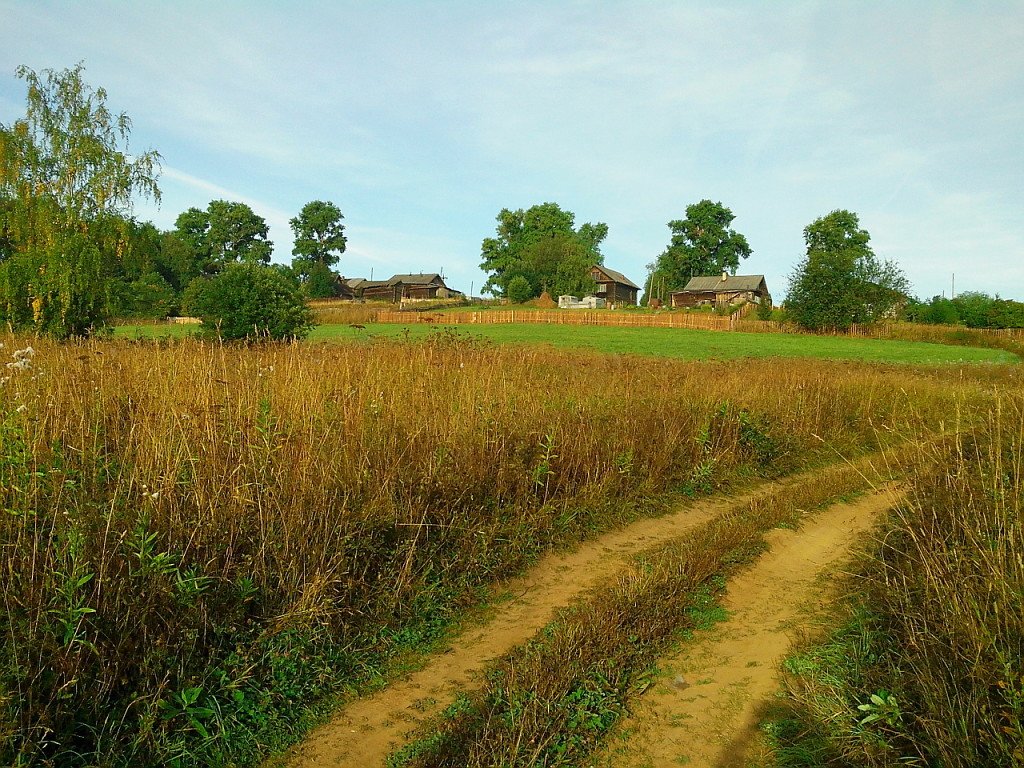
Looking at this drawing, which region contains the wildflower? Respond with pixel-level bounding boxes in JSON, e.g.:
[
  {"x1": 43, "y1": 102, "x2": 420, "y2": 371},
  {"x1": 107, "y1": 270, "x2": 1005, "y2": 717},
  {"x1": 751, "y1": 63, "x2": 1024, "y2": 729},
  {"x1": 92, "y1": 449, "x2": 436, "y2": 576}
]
[
  {"x1": 6, "y1": 359, "x2": 30, "y2": 371},
  {"x1": 15, "y1": 404, "x2": 27, "y2": 413}
]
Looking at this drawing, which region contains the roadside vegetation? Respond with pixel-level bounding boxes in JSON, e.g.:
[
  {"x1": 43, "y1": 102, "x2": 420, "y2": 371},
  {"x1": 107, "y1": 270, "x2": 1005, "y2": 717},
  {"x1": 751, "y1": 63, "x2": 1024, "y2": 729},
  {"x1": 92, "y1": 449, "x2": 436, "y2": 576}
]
[{"x1": 762, "y1": 399, "x2": 1024, "y2": 767}]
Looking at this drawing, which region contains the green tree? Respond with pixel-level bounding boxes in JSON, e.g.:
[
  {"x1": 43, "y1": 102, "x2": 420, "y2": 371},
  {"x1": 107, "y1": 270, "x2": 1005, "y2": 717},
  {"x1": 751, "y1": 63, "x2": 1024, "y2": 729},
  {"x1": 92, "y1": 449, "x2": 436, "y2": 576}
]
[
  {"x1": 479, "y1": 202, "x2": 605, "y2": 299},
  {"x1": 0, "y1": 64, "x2": 160, "y2": 336},
  {"x1": 645, "y1": 200, "x2": 752, "y2": 300},
  {"x1": 505, "y1": 275, "x2": 533, "y2": 304},
  {"x1": 786, "y1": 210, "x2": 908, "y2": 331},
  {"x1": 185, "y1": 263, "x2": 313, "y2": 341},
  {"x1": 303, "y1": 262, "x2": 339, "y2": 299},
  {"x1": 172, "y1": 200, "x2": 272, "y2": 274},
  {"x1": 952, "y1": 291, "x2": 995, "y2": 328},
  {"x1": 290, "y1": 199, "x2": 346, "y2": 277}
]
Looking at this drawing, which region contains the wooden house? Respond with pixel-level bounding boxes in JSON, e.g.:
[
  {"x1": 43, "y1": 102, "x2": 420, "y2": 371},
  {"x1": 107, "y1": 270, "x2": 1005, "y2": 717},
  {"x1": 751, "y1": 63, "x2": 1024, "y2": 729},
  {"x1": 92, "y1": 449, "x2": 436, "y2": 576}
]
[
  {"x1": 356, "y1": 273, "x2": 461, "y2": 302},
  {"x1": 671, "y1": 273, "x2": 771, "y2": 309},
  {"x1": 590, "y1": 265, "x2": 640, "y2": 306}
]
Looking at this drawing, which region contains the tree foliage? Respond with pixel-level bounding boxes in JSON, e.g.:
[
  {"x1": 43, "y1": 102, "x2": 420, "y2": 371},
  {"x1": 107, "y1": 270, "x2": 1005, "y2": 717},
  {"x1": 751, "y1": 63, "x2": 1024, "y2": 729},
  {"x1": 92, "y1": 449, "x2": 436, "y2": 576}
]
[
  {"x1": 172, "y1": 199, "x2": 273, "y2": 275},
  {"x1": 645, "y1": 200, "x2": 752, "y2": 301},
  {"x1": 904, "y1": 292, "x2": 1024, "y2": 329},
  {"x1": 0, "y1": 63, "x2": 160, "y2": 336},
  {"x1": 185, "y1": 262, "x2": 313, "y2": 341},
  {"x1": 290, "y1": 200, "x2": 346, "y2": 273},
  {"x1": 302, "y1": 262, "x2": 339, "y2": 299},
  {"x1": 479, "y1": 202, "x2": 606, "y2": 299},
  {"x1": 786, "y1": 210, "x2": 908, "y2": 331}
]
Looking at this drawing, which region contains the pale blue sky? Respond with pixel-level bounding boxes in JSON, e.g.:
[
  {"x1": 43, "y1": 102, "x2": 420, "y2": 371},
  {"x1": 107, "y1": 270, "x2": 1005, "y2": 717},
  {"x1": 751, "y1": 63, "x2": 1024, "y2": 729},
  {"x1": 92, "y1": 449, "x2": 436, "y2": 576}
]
[{"x1": 2, "y1": 1, "x2": 1022, "y2": 300}]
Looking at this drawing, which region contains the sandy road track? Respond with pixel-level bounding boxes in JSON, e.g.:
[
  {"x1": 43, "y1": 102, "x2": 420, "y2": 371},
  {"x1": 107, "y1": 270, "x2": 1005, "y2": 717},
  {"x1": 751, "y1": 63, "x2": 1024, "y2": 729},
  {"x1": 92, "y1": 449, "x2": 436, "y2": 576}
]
[
  {"x1": 276, "y1": 481, "x2": 787, "y2": 767},
  {"x1": 591, "y1": 489, "x2": 893, "y2": 768}
]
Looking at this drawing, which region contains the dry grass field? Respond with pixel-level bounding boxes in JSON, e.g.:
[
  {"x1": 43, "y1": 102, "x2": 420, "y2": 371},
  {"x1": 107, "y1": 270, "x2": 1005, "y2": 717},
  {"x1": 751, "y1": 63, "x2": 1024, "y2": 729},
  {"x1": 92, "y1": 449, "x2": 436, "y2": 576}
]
[{"x1": 0, "y1": 331, "x2": 1019, "y2": 766}]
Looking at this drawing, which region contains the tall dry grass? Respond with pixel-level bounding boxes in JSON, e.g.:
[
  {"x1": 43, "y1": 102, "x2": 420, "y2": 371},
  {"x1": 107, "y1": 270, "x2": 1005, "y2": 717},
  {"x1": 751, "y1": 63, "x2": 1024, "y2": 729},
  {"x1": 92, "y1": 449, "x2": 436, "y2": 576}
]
[
  {"x1": 775, "y1": 396, "x2": 1024, "y2": 767},
  {"x1": 0, "y1": 333, "x2": 1003, "y2": 766},
  {"x1": 306, "y1": 300, "x2": 388, "y2": 325}
]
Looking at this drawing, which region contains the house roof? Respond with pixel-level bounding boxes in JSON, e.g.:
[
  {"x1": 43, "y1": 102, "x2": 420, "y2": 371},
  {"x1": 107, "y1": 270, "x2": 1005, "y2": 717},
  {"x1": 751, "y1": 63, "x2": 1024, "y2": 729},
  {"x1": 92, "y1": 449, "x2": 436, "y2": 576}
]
[
  {"x1": 387, "y1": 273, "x2": 445, "y2": 286},
  {"x1": 345, "y1": 277, "x2": 367, "y2": 288},
  {"x1": 679, "y1": 274, "x2": 767, "y2": 293},
  {"x1": 593, "y1": 265, "x2": 640, "y2": 290}
]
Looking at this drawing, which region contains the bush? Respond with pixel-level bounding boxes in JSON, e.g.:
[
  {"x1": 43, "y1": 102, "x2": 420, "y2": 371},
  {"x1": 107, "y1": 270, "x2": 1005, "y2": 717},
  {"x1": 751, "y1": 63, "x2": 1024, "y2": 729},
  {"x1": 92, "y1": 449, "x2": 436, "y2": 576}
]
[
  {"x1": 123, "y1": 272, "x2": 179, "y2": 318},
  {"x1": 184, "y1": 263, "x2": 314, "y2": 340},
  {"x1": 505, "y1": 275, "x2": 533, "y2": 305},
  {"x1": 303, "y1": 263, "x2": 339, "y2": 299}
]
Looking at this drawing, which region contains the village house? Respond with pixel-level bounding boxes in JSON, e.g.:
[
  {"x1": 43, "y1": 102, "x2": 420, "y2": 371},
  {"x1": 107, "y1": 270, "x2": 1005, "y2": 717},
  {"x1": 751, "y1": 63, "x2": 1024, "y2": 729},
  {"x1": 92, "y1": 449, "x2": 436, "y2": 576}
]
[
  {"x1": 350, "y1": 273, "x2": 462, "y2": 302},
  {"x1": 671, "y1": 273, "x2": 771, "y2": 309},
  {"x1": 589, "y1": 265, "x2": 640, "y2": 306}
]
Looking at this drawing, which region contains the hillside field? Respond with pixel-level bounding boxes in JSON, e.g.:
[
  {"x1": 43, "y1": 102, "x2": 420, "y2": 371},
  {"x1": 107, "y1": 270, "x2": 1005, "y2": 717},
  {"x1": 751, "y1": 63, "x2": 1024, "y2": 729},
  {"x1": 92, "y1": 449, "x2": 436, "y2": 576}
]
[{"x1": 115, "y1": 322, "x2": 1017, "y2": 365}]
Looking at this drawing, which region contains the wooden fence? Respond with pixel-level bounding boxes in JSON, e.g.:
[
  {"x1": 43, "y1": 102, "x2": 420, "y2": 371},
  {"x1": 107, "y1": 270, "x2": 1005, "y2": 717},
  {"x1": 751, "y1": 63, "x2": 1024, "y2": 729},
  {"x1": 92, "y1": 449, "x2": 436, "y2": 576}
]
[{"x1": 375, "y1": 310, "x2": 734, "y2": 331}]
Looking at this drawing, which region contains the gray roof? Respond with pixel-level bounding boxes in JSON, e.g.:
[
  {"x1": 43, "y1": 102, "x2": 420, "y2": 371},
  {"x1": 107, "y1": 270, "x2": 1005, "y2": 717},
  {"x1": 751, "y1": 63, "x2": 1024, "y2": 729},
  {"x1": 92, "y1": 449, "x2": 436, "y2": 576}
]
[
  {"x1": 387, "y1": 273, "x2": 445, "y2": 286},
  {"x1": 679, "y1": 274, "x2": 767, "y2": 293},
  {"x1": 345, "y1": 277, "x2": 367, "y2": 288},
  {"x1": 594, "y1": 265, "x2": 640, "y2": 290}
]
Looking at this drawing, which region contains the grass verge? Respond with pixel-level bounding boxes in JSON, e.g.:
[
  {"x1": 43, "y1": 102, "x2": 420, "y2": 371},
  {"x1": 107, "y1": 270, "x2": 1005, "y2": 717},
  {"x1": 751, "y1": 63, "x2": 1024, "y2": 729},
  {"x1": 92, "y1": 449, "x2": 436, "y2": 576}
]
[{"x1": 762, "y1": 400, "x2": 1024, "y2": 767}]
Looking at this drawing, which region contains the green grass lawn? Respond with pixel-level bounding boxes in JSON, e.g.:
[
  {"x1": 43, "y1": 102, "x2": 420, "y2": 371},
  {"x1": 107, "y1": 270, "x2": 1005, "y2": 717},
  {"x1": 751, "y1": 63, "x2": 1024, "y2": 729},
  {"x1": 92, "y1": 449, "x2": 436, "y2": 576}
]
[{"x1": 113, "y1": 322, "x2": 1017, "y2": 365}]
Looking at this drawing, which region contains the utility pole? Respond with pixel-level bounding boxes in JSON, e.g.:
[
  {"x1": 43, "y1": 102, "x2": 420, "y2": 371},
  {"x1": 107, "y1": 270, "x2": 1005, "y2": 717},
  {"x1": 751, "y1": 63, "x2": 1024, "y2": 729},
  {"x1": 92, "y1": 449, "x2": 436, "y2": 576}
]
[{"x1": 951, "y1": 273, "x2": 955, "y2": 300}]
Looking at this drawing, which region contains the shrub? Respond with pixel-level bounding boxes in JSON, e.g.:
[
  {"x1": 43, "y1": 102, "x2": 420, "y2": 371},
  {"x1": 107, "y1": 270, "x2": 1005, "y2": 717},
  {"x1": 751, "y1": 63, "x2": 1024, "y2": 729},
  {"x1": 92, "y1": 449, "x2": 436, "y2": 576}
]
[
  {"x1": 185, "y1": 263, "x2": 313, "y2": 340},
  {"x1": 303, "y1": 262, "x2": 339, "y2": 299},
  {"x1": 505, "y1": 275, "x2": 533, "y2": 305}
]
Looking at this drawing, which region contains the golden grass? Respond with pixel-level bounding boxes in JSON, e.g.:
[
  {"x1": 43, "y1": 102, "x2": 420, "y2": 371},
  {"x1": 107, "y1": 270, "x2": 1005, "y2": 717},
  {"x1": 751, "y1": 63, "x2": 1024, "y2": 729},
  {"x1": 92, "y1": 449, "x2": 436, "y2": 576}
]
[
  {"x1": 0, "y1": 333, "x2": 1008, "y2": 765},
  {"x1": 772, "y1": 397, "x2": 1024, "y2": 767}
]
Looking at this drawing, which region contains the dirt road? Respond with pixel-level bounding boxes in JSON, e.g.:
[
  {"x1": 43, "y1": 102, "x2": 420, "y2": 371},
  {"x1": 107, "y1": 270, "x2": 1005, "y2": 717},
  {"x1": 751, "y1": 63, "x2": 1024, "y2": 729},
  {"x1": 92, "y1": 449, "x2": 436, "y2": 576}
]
[
  {"x1": 276, "y1": 482, "x2": 780, "y2": 767},
  {"x1": 591, "y1": 490, "x2": 892, "y2": 768},
  {"x1": 275, "y1": 475, "x2": 891, "y2": 768}
]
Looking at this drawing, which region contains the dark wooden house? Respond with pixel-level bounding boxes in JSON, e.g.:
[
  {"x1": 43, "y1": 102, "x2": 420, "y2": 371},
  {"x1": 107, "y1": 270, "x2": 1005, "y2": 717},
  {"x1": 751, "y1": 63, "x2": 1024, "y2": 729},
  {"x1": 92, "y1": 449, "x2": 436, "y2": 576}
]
[
  {"x1": 356, "y1": 273, "x2": 461, "y2": 302},
  {"x1": 671, "y1": 273, "x2": 771, "y2": 309},
  {"x1": 590, "y1": 265, "x2": 640, "y2": 306}
]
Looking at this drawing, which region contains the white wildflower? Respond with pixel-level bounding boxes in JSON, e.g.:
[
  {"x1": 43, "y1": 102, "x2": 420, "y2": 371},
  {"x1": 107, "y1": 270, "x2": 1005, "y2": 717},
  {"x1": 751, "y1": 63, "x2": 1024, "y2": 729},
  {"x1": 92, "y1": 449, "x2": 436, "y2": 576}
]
[
  {"x1": 15, "y1": 404, "x2": 27, "y2": 413},
  {"x1": 6, "y1": 359, "x2": 30, "y2": 371}
]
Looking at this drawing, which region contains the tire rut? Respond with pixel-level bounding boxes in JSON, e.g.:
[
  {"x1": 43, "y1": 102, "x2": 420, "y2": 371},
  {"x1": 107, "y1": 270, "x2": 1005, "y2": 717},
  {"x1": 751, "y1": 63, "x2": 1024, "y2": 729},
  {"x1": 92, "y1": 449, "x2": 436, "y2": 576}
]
[
  {"x1": 590, "y1": 488, "x2": 894, "y2": 768},
  {"x1": 274, "y1": 479, "x2": 787, "y2": 767}
]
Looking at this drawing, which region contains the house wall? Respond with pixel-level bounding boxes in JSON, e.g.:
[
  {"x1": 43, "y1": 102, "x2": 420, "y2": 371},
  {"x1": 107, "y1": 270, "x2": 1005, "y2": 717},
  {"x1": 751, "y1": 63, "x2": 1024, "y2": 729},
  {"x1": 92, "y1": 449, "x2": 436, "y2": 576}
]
[
  {"x1": 403, "y1": 285, "x2": 439, "y2": 299},
  {"x1": 672, "y1": 288, "x2": 766, "y2": 308},
  {"x1": 596, "y1": 281, "x2": 638, "y2": 306},
  {"x1": 362, "y1": 285, "x2": 399, "y2": 302}
]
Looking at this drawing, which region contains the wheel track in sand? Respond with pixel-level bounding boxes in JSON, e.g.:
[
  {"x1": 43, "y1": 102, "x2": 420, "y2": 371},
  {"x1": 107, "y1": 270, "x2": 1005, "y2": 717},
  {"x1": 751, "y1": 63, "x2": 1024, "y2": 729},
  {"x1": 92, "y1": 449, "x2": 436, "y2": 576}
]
[
  {"x1": 275, "y1": 477, "x2": 791, "y2": 767},
  {"x1": 590, "y1": 488, "x2": 894, "y2": 768}
]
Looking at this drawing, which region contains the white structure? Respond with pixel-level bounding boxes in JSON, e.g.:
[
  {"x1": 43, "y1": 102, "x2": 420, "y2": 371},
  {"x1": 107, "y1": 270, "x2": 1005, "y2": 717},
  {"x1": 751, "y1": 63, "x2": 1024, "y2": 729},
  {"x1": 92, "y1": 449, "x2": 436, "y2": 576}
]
[{"x1": 558, "y1": 295, "x2": 606, "y2": 309}]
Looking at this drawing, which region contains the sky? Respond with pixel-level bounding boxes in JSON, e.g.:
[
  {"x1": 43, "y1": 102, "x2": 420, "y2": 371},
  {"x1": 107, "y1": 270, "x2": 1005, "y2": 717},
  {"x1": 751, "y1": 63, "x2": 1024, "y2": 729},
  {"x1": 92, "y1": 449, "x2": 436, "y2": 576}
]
[{"x1": 2, "y1": 1, "x2": 1022, "y2": 301}]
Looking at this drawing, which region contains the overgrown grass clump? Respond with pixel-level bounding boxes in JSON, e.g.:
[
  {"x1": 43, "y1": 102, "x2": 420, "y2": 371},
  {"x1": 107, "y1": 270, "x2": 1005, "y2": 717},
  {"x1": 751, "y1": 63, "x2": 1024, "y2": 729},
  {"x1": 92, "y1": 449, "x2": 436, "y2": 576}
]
[
  {"x1": 767, "y1": 399, "x2": 1024, "y2": 767},
  {"x1": 0, "y1": 334, "x2": 1000, "y2": 766}
]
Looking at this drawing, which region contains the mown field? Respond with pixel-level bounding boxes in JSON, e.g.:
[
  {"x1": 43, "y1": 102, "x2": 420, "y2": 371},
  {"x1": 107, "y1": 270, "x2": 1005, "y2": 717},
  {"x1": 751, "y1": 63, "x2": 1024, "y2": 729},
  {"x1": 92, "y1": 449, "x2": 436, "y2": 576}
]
[
  {"x1": 115, "y1": 322, "x2": 1017, "y2": 365},
  {"x1": 2, "y1": 329, "x2": 1021, "y2": 767}
]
